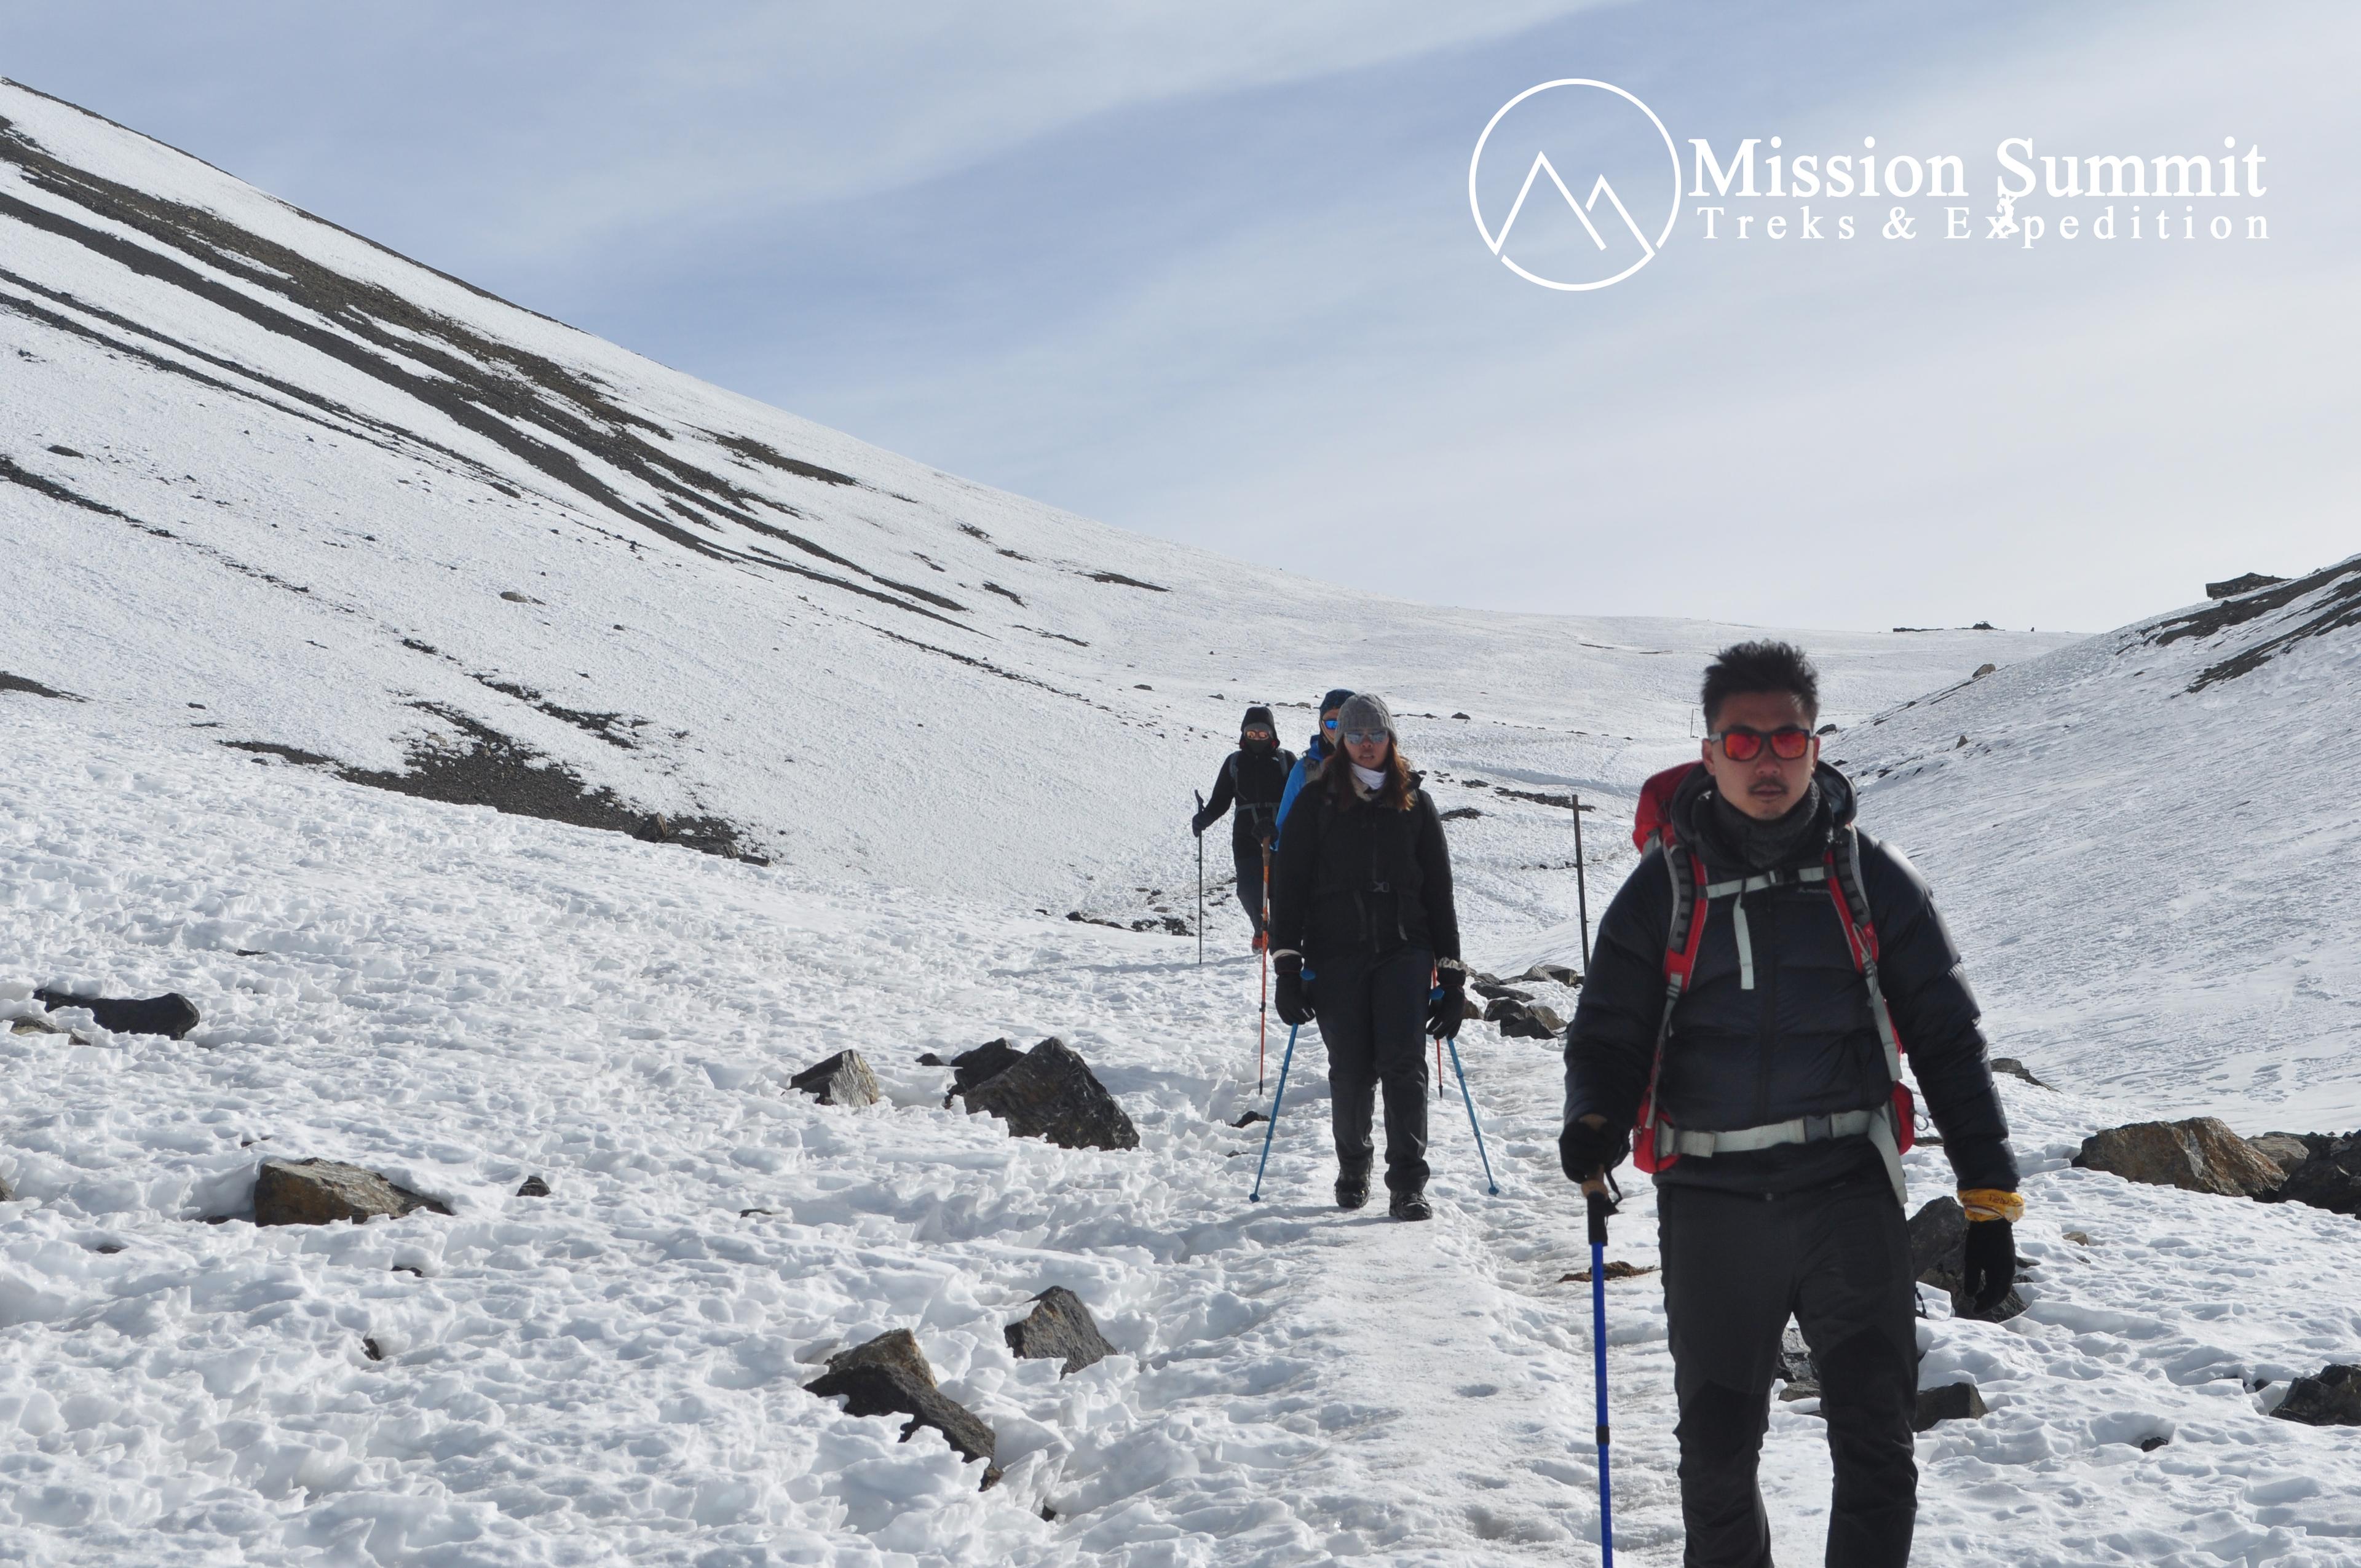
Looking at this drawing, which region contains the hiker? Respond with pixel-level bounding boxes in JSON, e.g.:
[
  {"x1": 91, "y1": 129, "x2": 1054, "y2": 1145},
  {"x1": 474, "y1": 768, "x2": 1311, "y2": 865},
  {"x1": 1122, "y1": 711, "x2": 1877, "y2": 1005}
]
[
  {"x1": 1561, "y1": 641, "x2": 2018, "y2": 1568},
  {"x1": 1191, "y1": 705, "x2": 1297, "y2": 947},
  {"x1": 1273, "y1": 686, "x2": 1353, "y2": 846},
  {"x1": 1268, "y1": 693, "x2": 1466, "y2": 1221}
]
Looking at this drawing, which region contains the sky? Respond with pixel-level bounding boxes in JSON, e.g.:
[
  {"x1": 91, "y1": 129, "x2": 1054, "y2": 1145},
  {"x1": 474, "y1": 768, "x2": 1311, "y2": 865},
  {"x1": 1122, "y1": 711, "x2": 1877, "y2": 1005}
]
[{"x1": 5, "y1": 1, "x2": 2354, "y2": 633}]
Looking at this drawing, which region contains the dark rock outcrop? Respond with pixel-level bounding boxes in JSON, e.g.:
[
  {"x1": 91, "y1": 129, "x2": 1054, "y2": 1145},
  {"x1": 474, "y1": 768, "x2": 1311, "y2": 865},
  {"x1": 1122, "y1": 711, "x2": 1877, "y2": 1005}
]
[
  {"x1": 1473, "y1": 983, "x2": 1532, "y2": 1005},
  {"x1": 806, "y1": 1328, "x2": 1000, "y2": 1486},
  {"x1": 2206, "y1": 572, "x2": 2288, "y2": 600},
  {"x1": 1989, "y1": 1057, "x2": 2046, "y2": 1087},
  {"x1": 948, "y1": 1039, "x2": 1026, "y2": 1095},
  {"x1": 1914, "y1": 1382, "x2": 1988, "y2": 1430},
  {"x1": 33, "y1": 989, "x2": 199, "y2": 1040},
  {"x1": 2273, "y1": 1364, "x2": 2361, "y2": 1427},
  {"x1": 515, "y1": 1176, "x2": 551, "y2": 1197},
  {"x1": 1004, "y1": 1287, "x2": 1118, "y2": 1375},
  {"x1": 1776, "y1": 1324, "x2": 1818, "y2": 1398},
  {"x1": 960, "y1": 1037, "x2": 1139, "y2": 1151},
  {"x1": 1522, "y1": 962, "x2": 1581, "y2": 988},
  {"x1": 790, "y1": 1049, "x2": 880, "y2": 1108},
  {"x1": 2257, "y1": 1132, "x2": 2361, "y2": 1216},
  {"x1": 1908, "y1": 1196, "x2": 2026, "y2": 1322},
  {"x1": 253, "y1": 1158, "x2": 452, "y2": 1226},
  {"x1": 2072, "y1": 1118, "x2": 2285, "y2": 1198},
  {"x1": 1488, "y1": 1000, "x2": 1565, "y2": 1040}
]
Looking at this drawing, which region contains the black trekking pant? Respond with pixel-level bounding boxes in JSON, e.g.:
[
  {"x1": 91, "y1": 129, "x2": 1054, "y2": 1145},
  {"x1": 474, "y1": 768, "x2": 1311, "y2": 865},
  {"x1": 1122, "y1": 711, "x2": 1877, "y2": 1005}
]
[
  {"x1": 1658, "y1": 1174, "x2": 1918, "y2": 1568},
  {"x1": 1231, "y1": 838, "x2": 1271, "y2": 936},
  {"x1": 1310, "y1": 946, "x2": 1431, "y2": 1194}
]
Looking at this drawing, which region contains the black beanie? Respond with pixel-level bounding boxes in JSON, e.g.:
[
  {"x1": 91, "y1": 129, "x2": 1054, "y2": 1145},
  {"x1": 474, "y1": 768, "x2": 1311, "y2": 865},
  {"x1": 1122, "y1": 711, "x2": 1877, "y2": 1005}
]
[
  {"x1": 1241, "y1": 705, "x2": 1276, "y2": 735},
  {"x1": 1318, "y1": 687, "x2": 1355, "y2": 715}
]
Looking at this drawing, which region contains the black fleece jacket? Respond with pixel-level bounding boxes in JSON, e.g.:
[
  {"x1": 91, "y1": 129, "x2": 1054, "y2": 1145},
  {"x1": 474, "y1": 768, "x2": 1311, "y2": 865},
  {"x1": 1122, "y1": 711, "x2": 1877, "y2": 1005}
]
[
  {"x1": 1563, "y1": 763, "x2": 2017, "y2": 1194},
  {"x1": 1195, "y1": 745, "x2": 1297, "y2": 846},
  {"x1": 1268, "y1": 769, "x2": 1461, "y2": 970}
]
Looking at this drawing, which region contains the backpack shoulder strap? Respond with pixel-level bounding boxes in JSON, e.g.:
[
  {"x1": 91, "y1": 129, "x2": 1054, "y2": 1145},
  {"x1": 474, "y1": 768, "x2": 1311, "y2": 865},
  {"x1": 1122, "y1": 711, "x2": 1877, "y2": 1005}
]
[
  {"x1": 1823, "y1": 823, "x2": 1914, "y2": 1203},
  {"x1": 1634, "y1": 843, "x2": 1709, "y2": 1165}
]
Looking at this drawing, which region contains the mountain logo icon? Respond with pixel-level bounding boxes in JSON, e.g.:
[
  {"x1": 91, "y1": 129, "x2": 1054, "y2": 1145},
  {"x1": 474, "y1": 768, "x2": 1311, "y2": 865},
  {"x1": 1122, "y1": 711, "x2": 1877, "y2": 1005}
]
[{"x1": 1469, "y1": 80, "x2": 1682, "y2": 291}]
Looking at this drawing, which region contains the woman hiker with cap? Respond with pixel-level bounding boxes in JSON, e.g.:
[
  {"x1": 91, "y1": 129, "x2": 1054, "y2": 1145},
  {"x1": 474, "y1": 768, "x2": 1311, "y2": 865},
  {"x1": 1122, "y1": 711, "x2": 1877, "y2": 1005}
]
[
  {"x1": 1267, "y1": 693, "x2": 1467, "y2": 1221},
  {"x1": 1191, "y1": 705, "x2": 1297, "y2": 948}
]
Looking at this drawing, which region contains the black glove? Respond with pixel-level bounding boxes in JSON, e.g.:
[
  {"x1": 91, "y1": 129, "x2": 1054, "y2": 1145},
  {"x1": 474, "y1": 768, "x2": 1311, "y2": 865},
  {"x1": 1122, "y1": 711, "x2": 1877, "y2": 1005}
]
[
  {"x1": 1961, "y1": 1218, "x2": 2017, "y2": 1313},
  {"x1": 1425, "y1": 969, "x2": 1466, "y2": 1039},
  {"x1": 1559, "y1": 1119, "x2": 1631, "y2": 1182},
  {"x1": 1274, "y1": 962, "x2": 1315, "y2": 1027},
  {"x1": 1190, "y1": 814, "x2": 1207, "y2": 837}
]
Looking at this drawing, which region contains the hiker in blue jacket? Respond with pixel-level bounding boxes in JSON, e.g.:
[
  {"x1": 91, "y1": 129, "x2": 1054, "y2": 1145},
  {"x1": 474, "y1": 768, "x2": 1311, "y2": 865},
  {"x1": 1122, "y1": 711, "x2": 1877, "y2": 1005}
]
[{"x1": 1274, "y1": 687, "x2": 1353, "y2": 846}]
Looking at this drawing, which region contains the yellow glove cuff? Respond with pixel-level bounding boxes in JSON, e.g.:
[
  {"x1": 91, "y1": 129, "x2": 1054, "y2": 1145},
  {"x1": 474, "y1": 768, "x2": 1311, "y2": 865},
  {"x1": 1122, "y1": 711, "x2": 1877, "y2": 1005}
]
[{"x1": 1958, "y1": 1188, "x2": 2023, "y2": 1223}]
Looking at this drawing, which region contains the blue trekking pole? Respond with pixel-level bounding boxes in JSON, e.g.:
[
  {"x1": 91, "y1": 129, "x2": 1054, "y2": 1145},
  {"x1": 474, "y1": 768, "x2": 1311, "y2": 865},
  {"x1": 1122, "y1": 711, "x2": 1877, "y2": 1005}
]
[
  {"x1": 1248, "y1": 1021, "x2": 1301, "y2": 1202},
  {"x1": 1444, "y1": 1037, "x2": 1501, "y2": 1195},
  {"x1": 1587, "y1": 1185, "x2": 1616, "y2": 1565},
  {"x1": 1431, "y1": 984, "x2": 1500, "y2": 1196}
]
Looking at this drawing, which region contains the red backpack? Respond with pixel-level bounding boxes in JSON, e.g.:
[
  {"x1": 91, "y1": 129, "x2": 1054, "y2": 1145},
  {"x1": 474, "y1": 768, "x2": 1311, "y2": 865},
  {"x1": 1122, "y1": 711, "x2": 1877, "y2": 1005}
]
[{"x1": 1627, "y1": 769, "x2": 1915, "y2": 1201}]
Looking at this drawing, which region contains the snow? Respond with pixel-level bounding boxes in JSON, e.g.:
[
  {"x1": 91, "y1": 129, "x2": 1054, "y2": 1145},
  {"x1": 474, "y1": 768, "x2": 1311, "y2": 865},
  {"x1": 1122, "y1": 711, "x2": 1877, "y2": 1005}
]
[{"x1": 6, "y1": 74, "x2": 2361, "y2": 1568}]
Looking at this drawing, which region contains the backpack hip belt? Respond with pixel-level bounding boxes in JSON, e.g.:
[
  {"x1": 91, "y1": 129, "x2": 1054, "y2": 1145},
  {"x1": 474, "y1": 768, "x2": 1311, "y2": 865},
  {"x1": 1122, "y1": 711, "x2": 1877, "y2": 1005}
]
[{"x1": 1634, "y1": 826, "x2": 1915, "y2": 1204}]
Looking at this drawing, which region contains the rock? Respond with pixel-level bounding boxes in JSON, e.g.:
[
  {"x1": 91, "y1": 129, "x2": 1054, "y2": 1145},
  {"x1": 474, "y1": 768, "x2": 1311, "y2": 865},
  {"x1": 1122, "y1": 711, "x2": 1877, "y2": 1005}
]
[
  {"x1": 363, "y1": 1336, "x2": 384, "y2": 1361},
  {"x1": 499, "y1": 588, "x2": 545, "y2": 604},
  {"x1": 948, "y1": 1038, "x2": 1026, "y2": 1095},
  {"x1": 1989, "y1": 1057, "x2": 2046, "y2": 1087},
  {"x1": 1489, "y1": 1000, "x2": 1565, "y2": 1040},
  {"x1": 2073, "y1": 1117, "x2": 2286, "y2": 1198},
  {"x1": 1475, "y1": 984, "x2": 1533, "y2": 1005},
  {"x1": 1560, "y1": 1261, "x2": 1657, "y2": 1284},
  {"x1": 1452, "y1": 711, "x2": 1471, "y2": 720},
  {"x1": 917, "y1": 1052, "x2": 947, "y2": 1067},
  {"x1": 1232, "y1": 1109, "x2": 1268, "y2": 1128},
  {"x1": 1460, "y1": 994, "x2": 1484, "y2": 1022},
  {"x1": 2247, "y1": 1132, "x2": 2318, "y2": 1174},
  {"x1": 789, "y1": 1049, "x2": 881, "y2": 1108},
  {"x1": 1776, "y1": 1324, "x2": 1817, "y2": 1390},
  {"x1": 962, "y1": 1038, "x2": 1140, "y2": 1151},
  {"x1": 253, "y1": 1158, "x2": 453, "y2": 1226},
  {"x1": 1003, "y1": 1287, "x2": 1118, "y2": 1374},
  {"x1": 1908, "y1": 1197, "x2": 1970, "y2": 1291},
  {"x1": 33, "y1": 988, "x2": 200, "y2": 1040},
  {"x1": 1438, "y1": 806, "x2": 1482, "y2": 822},
  {"x1": 515, "y1": 1176, "x2": 551, "y2": 1197},
  {"x1": 2140, "y1": 1434, "x2": 2171, "y2": 1451},
  {"x1": 2259, "y1": 1132, "x2": 2361, "y2": 1216},
  {"x1": 2206, "y1": 572, "x2": 2287, "y2": 600},
  {"x1": 2273, "y1": 1364, "x2": 2361, "y2": 1427},
  {"x1": 1913, "y1": 1381, "x2": 1987, "y2": 1431},
  {"x1": 1907, "y1": 1195, "x2": 2026, "y2": 1322},
  {"x1": 1972, "y1": 663, "x2": 1996, "y2": 678},
  {"x1": 806, "y1": 1329, "x2": 1000, "y2": 1486},
  {"x1": 1522, "y1": 962, "x2": 1581, "y2": 988}
]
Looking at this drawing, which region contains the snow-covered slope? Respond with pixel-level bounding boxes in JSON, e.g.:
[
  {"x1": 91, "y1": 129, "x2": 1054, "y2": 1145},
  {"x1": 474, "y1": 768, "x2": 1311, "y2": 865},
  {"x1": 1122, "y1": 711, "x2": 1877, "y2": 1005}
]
[
  {"x1": 0, "y1": 76, "x2": 2063, "y2": 935},
  {"x1": 7, "y1": 74, "x2": 2360, "y2": 1568},
  {"x1": 1837, "y1": 556, "x2": 2361, "y2": 1129}
]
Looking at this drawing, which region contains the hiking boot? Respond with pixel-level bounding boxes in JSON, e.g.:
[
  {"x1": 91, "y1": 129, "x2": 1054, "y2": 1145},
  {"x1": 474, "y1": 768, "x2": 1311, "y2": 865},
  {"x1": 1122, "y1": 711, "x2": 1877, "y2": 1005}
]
[
  {"x1": 1335, "y1": 1172, "x2": 1370, "y2": 1210},
  {"x1": 1389, "y1": 1191, "x2": 1432, "y2": 1222}
]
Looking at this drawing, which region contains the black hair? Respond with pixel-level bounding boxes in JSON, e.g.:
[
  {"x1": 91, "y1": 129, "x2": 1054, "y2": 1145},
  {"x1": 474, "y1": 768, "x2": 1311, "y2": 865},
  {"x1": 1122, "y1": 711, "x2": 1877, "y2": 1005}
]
[{"x1": 1701, "y1": 640, "x2": 1819, "y2": 728}]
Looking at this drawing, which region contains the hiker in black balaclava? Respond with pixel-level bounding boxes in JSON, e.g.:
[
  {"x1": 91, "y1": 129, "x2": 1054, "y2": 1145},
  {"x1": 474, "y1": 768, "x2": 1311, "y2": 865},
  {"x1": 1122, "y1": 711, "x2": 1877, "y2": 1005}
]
[{"x1": 1192, "y1": 705, "x2": 1297, "y2": 949}]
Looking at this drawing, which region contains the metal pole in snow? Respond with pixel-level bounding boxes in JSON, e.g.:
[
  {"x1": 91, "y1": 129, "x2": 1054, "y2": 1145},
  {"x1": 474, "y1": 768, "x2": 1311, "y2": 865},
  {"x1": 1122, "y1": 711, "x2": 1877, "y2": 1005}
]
[
  {"x1": 1445, "y1": 1037, "x2": 1500, "y2": 1195},
  {"x1": 1573, "y1": 791, "x2": 1592, "y2": 971}
]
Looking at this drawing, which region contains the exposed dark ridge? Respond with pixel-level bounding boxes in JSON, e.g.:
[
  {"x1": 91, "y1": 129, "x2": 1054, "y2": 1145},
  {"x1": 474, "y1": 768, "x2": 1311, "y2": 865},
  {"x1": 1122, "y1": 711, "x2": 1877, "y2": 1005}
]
[
  {"x1": 704, "y1": 429, "x2": 858, "y2": 487},
  {"x1": 860, "y1": 624, "x2": 1101, "y2": 707},
  {"x1": 1021, "y1": 627, "x2": 1090, "y2": 647},
  {"x1": 221, "y1": 739, "x2": 334, "y2": 766},
  {"x1": 467, "y1": 673, "x2": 643, "y2": 750},
  {"x1": 735, "y1": 543, "x2": 971, "y2": 627},
  {"x1": 2, "y1": 267, "x2": 477, "y2": 466},
  {"x1": 2147, "y1": 557, "x2": 2361, "y2": 647},
  {"x1": 1084, "y1": 569, "x2": 1168, "y2": 592},
  {"x1": 339, "y1": 705, "x2": 752, "y2": 860},
  {"x1": 6, "y1": 87, "x2": 568, "y2": 325},
  {"x1": 1, "y1": 671, "x2": 80, "y2": 700},
  {"x1": 981, "y1": 582, "x2": 1026, "y2": 606},
  {"x1": 2, "y1": 444, "x2": 329, "y2": 602},
  {"x1": 1, "y1": 449, "x2": 127, "y2": 515}
]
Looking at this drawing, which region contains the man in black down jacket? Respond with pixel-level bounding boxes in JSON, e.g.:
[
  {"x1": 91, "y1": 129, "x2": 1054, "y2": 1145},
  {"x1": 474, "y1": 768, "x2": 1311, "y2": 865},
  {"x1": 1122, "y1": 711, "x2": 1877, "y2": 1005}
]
[
  {"x1": 1268, "y1": 692, "x2": 1465, "y2": 1221},
  {"x1": 1192, "y1": 705, "x2": 1297, "y2": 947},
  {"x1": 1562, "y1": 641, "x2": 2020, "y2": 1568}
]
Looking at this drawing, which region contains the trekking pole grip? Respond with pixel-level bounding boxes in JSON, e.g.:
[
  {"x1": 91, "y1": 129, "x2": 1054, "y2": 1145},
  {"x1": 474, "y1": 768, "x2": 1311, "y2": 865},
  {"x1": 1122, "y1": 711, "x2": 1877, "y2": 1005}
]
[{"x1": 1586, "y1": 1187, "x2": 1611, "y2": 1247}]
